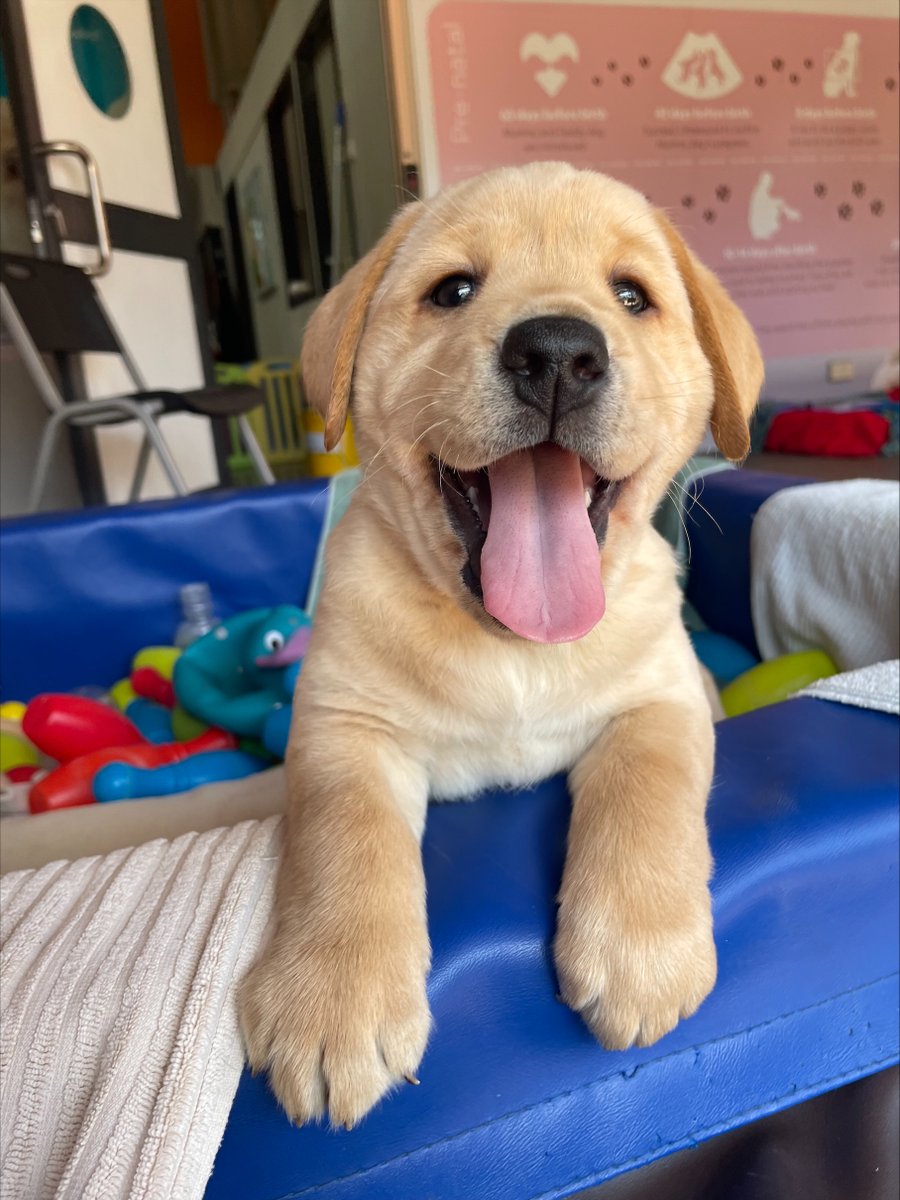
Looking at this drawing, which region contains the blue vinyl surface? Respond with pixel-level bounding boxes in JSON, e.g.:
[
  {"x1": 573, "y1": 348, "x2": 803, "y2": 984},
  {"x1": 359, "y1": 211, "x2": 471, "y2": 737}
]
[
  {"x1": 0, "y1": 482, "x2": 328, "y2": 700},
  {"x1": 206, "y1": 699, "x2": 899, "y2": 1200}
]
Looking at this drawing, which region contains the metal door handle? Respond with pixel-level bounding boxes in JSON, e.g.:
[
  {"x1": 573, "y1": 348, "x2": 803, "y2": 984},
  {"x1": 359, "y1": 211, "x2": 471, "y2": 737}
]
[{"x1": 34, "y1": 141, "x2": 111, "y2": 276}]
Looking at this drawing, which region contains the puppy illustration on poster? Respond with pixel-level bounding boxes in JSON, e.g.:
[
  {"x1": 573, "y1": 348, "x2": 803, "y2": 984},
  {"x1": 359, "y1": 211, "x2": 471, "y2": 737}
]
[
  {"x1": 414, "y1": 0, "x2": 899, "y2": 362},
  {"x1": 661, "y1": 32, "x2": 742, "y2": 100}
]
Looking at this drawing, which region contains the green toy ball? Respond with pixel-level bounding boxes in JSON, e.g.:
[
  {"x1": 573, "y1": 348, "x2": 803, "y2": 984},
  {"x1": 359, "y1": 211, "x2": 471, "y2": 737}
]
[{"x1": 720, "y1": 649, "x2": 838, "y2": 718}]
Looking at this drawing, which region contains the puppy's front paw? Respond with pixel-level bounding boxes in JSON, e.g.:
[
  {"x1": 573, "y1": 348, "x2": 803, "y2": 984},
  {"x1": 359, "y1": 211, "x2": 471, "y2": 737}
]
[
  {"x1": 239, "y1": 927, "x2": 431, "y2": 1128},
  {"x1": 554, "y1": 889, "x2": 716, "y2": 1051}
]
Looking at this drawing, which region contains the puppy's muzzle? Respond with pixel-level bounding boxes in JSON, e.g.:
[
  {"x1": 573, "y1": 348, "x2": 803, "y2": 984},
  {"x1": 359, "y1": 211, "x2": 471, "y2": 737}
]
[{"x1": 500, "y1": 316, "x2": 609, "y2": 424}]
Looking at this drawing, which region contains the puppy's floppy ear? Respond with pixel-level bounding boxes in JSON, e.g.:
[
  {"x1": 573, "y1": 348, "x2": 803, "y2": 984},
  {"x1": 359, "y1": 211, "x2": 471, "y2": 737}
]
[
  {"x1": 655, "y1": 211, "x2": 764, "y2": 461},
  {"x1": 301, "y1": 202, "x2": 422, "y2": 451}
]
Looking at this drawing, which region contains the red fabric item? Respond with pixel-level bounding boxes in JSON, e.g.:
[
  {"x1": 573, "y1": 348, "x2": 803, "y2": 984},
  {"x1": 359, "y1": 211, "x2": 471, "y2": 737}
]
[{"x1": 764, "y1": 409, "x2": 890, "y2": 458}]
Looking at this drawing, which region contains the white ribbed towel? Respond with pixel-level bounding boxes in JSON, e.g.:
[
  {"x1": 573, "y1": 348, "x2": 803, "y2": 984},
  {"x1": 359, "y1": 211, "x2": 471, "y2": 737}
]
[
  {"x1": 0, "y1": 817, "x2": 281, "y2": 1200},
  {"x1": 751, "y1": 479, "x2": 900, "y2": 671}
]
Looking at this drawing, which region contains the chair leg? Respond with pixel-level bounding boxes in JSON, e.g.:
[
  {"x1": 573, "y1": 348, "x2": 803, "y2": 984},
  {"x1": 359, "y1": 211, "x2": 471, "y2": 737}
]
[
  {"x1": 237, "y1": 415, "x2": 276, "y2": 485},
  {"x1": 28, "y1": 411, "x2": 69, "y2": 513},
  {"x1": 128, "y1": 432, "x2": 153, "y2": 502},
  {"x1": 139, "y1": 412, "x2": 189, "y2": 496}
]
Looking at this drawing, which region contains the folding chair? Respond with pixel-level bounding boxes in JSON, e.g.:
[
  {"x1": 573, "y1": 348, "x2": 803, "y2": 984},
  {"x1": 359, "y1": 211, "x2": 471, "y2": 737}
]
[{"x1": 0, "y1": 253, "x2": 275, "y2": 511}]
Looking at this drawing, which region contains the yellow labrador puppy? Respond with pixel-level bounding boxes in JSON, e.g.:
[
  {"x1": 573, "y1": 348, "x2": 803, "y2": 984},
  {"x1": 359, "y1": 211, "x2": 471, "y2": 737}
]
[{"x1": 240, "y1": 162, "x2": 762, "y2": 1128}]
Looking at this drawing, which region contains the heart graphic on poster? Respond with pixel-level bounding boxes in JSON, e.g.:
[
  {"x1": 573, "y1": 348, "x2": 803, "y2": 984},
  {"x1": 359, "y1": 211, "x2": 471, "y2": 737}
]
[
  {"x1": 662, "y1": 32, "x2": 742, "y2": 100},
  {"x1": 520, "y1": 33, "x2": 579, "y2": 97},
  {"x1": 534, "y1": 66, "x2": 568, "y2": 97}
]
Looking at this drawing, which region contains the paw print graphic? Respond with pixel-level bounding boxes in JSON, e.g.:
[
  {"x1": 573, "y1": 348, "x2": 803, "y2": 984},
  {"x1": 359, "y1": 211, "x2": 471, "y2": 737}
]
[
  {"x1": 607, "y1": 61, "x2": 618, "y2": 72},
  {"x1": 871, "y1": 199, "x2": 884, "y2": 216},
  {"x1": 814, "y1": 182, "x2": 827, "y2": 198},
  {"x1": 592, "y1": 76, "x2": 603, "y2": 86},
  {"x1": 754, "y1": 75, "x2": 767, "y2": 87},
  {"x1": 702, "y1": 209, "x2": 716, "y2": 224},
  {"x1": 681, "y1": 195, "x2": 695, "y2": 209},
  {"x1": 715, "y1": 185, "x2": 731, "y2": 202},
  {"x1": 886, "y1": 78, "x2": 897, "y2": 91},
  {"x1": 804, "y1": 57, "x2": 814, "y2": 69},
  {"x1": 771, "y1": 57, "x2": 784, "y2": 71},
  {"x1": 838, "y1": 203, "x2": 853, "y2": 220},
  {"x1": 638, "y1": 56, "x2": 651, "y2": 69},
  {"x1": 622, "y1": 73, "x2": 634, "y2": 86},
  {"x1": 851, "y1": 181, "x2": 866, "y2": 197},
  {"x1": 789, "y1": 73, "x2": 800, "y2": 84}
]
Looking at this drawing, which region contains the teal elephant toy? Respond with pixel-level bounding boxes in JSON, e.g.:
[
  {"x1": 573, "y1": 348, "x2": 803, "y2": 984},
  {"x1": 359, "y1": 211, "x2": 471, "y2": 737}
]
[{"x1": 173, "y1": 606, "x2": 310, "y2": 738}]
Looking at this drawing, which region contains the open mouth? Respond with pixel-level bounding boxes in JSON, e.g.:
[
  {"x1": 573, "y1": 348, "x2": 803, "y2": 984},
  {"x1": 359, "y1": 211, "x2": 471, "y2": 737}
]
[{"x1": 432, "y1": 443, "x2": 623, "y2": 644}]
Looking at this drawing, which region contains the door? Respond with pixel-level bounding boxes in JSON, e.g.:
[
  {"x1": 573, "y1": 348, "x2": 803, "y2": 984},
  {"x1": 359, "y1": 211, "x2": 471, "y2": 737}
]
[{"x1": 1, "y1": 0, "x2": 218, "y2": 503}]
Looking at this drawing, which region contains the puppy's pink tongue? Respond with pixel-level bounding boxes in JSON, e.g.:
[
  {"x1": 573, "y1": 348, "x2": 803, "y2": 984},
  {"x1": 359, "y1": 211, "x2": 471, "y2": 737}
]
[{"x1": 482, "y1": 443, "x2": 605, "y2": 643}]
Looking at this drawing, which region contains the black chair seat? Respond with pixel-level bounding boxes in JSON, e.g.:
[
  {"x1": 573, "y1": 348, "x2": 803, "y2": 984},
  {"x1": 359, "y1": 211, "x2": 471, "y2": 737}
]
[
  {"x1": 129, "y1": 384, "x2": 264, "y2": 418},
  {"x1": 1, "y1": 251, "x2": 276, "y2": 506}
]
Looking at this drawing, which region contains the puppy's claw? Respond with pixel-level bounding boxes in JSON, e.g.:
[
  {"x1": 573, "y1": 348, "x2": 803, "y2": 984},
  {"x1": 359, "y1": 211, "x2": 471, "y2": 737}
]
[
  {"x1": 344, "y1": 1122, "x2": 354, "y2": 1132},
  {"x1": 404, "y1": 1074, "x2": 420, "y2": 1086}
]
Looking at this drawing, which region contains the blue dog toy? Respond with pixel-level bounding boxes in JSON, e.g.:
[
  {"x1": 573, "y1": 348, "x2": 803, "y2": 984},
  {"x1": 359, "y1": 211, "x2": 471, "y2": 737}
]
[{"x1": 94, "y1": 749, "x2": 266, "y2": 802}]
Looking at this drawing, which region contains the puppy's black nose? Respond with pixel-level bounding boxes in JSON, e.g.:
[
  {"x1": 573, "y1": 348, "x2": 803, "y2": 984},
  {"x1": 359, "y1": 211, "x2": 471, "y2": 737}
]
[{"x1": 500, "y1": 316, "x2": 609, "y2": 422}]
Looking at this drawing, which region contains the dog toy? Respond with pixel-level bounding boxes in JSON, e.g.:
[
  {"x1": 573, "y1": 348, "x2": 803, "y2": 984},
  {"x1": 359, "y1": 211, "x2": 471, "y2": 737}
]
[
  {"x1": 720, "y1": 649, "x2": 838, "y2": 718},
  {"x1": 0, "y1": 729, "x2": 40, "y2": 774},
  {"x1": 130, "y1": 666, "x2": 176, "y2": 709},
  {"x1": 22, "y1": 694, "x2": 145, "y2": 763},
  {"x1": 28, "y1": 728, "x2": 236, "y2": 813},
  {"x1": 124, "y1": 698, "x2": 174, "y2": 744},
  {"x1": 174, "y1": 606, "x2": 311, "y2": 738},
  {"x1": 134, "y1": 646, "x2": 182, "y2": 679},
  {"x1": 109, "y1": 678, "x2": 138, "y2": 711},
  {"x1": 94, "y1": 748, "x2": 266, "y2": 802},
  {"x1": 260, "y1": 660, "x2": 302, "y2": 759},
  {"x1": 110, "y1": 647, "x2": 181, "y2": 713},
  {"x1": 690, "y1": 630, "x2": 760, "y2": 686}
]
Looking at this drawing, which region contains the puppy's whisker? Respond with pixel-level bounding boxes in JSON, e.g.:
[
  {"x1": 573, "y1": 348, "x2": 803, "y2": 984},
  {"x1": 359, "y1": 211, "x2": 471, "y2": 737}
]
[
  {"x1": 403, "y1": 418, "x2": 450, "y2": 468},
  {"x1": 422, "y1": 364, "x2": 452, "y2": 380},
  {"x1": 665, "y1": 480, "x2": 694, "y2": 565},
  {"x1": 395, "y1": 188, "x2": 458, "y2": 235},
  {"x1": 391, "y1": 390, "x2": 448, "y2": 415},
  {"x1": 672, "y1": 476, "x2": 724, "y2": 537}
]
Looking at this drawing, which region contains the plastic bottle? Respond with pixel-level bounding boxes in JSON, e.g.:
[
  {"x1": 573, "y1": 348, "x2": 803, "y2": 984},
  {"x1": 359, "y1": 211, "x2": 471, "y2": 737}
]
[{"x1": 175, "y1": 583, "x2": 218, "y2": 648}]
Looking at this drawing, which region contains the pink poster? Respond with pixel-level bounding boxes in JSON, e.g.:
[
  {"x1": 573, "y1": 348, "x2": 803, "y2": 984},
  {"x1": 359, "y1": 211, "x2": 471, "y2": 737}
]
[{"x1": 420, "y1": 2, "x2": 899, "y2": 361}]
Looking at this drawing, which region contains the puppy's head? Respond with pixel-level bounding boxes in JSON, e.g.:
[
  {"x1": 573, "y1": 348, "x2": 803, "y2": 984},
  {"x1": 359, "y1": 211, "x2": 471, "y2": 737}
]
[{"x1": 302, "y1": 163, "x2": 762, "y2": 644}]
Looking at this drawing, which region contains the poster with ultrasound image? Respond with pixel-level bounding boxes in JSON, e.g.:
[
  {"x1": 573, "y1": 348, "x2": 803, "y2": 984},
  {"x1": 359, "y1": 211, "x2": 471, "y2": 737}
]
[{"x1": 410, "y1": 0, "x2": 899, "y2": 363}]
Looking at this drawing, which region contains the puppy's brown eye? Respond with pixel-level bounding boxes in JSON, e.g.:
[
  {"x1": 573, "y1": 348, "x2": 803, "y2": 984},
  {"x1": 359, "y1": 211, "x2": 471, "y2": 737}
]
[
  {"x1": 611, "y1": 279, "x2": 650, "y2": 314},
  {"x1": 431, "y1": 275, "x2": 477, "y2": 308}
]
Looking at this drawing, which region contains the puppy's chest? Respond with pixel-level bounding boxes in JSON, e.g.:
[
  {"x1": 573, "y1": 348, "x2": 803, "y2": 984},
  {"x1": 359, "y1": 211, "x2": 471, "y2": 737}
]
[{"x1": 412, "y1": 667, "x2": 608, "y2": 800}]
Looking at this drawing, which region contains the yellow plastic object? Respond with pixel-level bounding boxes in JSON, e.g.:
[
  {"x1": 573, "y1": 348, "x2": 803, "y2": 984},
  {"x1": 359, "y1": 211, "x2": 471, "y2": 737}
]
[
  {"x1": 0, "y1": 701, "x2": 27, "y2": 722},
  {"x1": 720, "y1": 650, "x2": 838, "y2": 718},
  {"x1": 132, "y1": 646, "x2": 181, "y2": 680},
  {"x1": 224, "y1": 359, "x2": 310, "y2": 485},
  {"x1": 302, "y1": 407, "x2": 359, "y2": 476},
  {"x1": 171, "y1": 703, "x2": 210, "y2": 742},
  {"x1": 110, "y1": 678, "x2": 138, "y2": 711},
  {"x1": 0, "y1": 729, "x2": 39, "y2": 773}
]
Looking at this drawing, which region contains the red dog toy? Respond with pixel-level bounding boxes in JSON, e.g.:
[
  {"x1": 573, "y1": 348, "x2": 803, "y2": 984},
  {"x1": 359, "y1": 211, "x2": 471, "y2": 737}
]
[
  {"x1": 130, "y1": 666, "x2": 176, "y2": 710},
  {"x1": 23, "y1": 694, "x2": 145, "y2": 763},
  {"x1": 29, "y1": 728, "x2": 237, "y2": 813}
]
